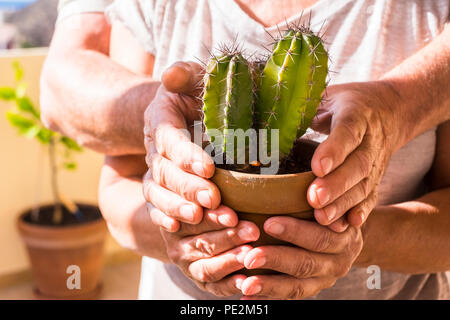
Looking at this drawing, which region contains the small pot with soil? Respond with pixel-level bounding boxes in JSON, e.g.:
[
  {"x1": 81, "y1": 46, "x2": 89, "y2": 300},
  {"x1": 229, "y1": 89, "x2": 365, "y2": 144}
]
[
  {"x1": 17, "y1": 204, "x2": 107, "y2": 299},
  {"x1": 202, "y1": 25, "x2": 328, "y2": 275}
]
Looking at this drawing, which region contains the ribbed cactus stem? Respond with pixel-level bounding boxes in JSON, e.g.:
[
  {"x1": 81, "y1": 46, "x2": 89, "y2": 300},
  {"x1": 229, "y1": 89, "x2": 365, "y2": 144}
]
[
  {"x1": 256, "y1": 29, "x2": 328, "y2": 157},
  {"x1": 202, "y1": 53, "x2": 254, "y2": 162}
]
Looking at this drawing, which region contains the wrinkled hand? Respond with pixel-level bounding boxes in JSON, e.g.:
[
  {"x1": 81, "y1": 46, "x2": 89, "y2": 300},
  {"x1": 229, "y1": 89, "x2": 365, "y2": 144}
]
[
  {"x1": 155, "y1": 203, "x2": 260, "y2": 296},
  {"x1": 239, "y1": 217, "x2": 363, "y2": 300},
  {"x1": 309, "y1": 81, "x2": 401, "y2": 228},
  {"x1": 143, "y1": 61, "x2": 223, "y2": 232}
]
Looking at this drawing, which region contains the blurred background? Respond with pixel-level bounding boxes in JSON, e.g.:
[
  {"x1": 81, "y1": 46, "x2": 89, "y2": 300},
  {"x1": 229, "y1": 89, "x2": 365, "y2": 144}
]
[{"x1": 0, "y1": 0, "x2": 141, "y2": 300}]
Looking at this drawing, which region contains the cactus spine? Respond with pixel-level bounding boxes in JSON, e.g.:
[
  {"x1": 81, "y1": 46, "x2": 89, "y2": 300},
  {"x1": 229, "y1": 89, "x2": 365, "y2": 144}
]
[
  {"x1": 202, "y1": 53, "x2": 254, "y2": 162},
  {"x1": 255, "y1": 29, "x2": 328, "y2": 157}
]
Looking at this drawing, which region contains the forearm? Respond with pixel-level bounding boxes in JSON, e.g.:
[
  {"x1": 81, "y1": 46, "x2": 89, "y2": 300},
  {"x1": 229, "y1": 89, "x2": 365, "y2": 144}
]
[
  {"x1": 381, "y1": 23, "x2": 450, "y2": 150},
  {"x1": 98, "y1": 155, "x2": 169, "y2": 262},
  {"x1": 355, "y1": 187, "x2": 450, "y2": 274}
]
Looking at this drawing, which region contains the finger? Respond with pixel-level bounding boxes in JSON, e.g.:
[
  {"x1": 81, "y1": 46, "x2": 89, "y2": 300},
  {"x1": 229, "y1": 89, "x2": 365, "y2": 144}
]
[
  {"x1": 144, "y1": 86, "x2": 213, "y2": 178},
  {"x1": 313, "y1": 178, "x2": 371, "y2": 225},
  {"x1": 150, "y1": 153, "x2": 221, "y2": 209},
  {"x1": 162, "y1": 61, "x2": 204, "y2": 95},
  {"x1": 347, "y1": 191, "x2": 378, "y2": 227},
  {"x1": 263, "y1": 216, "x2": 351, "y2": 254},
  {"x1": 202, "y1": 274, "x2": 247, "y2": 297},
  {"x1": 241, "y1": 275, "x2": 335, "y2": 300},
  {"x1": 147, "y1": 203, "x2": 180, "y2": 232},
  {"x1": 168, "y1": 220, "x2": 259, "y2": 262},
  {"x1": 153, "y1": 124, "x2": 215, "y2": 178},
  {"x1": 308, "y1": 141, "x2": 374, "y2": 211},
  {"x1": 243, "y1": 246, "x2": 337, "y2": 278},
  {"x1": 327, "y1": 216, "x2": 349, "y2": 233},
  {"x1": 143, "y1": 173, "x2": 203, "y2": 224},
  {"x1": 189, "y1": 245, "x2": 253, "y2": 283},
  {"x1": 177, "y1": 205, "x2": 239, "y2": 236},
  {"x1": 311, "y1": 108, "x2": 367, "y2": 177}
]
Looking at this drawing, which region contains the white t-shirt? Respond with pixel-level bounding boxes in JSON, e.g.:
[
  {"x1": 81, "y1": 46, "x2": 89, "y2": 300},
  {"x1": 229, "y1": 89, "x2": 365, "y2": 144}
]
[{"x1": 58, "y1": 0, "x2": 450, "y2": 300}]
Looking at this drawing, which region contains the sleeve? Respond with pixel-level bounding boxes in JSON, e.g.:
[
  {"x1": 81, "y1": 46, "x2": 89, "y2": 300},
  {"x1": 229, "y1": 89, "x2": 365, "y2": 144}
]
[
  {"x1": 105, "y1": 0, "x2": 157, "y2": 55},
  {"x1": 57, "y1": 0, "x2": 114, "y2": 23}
]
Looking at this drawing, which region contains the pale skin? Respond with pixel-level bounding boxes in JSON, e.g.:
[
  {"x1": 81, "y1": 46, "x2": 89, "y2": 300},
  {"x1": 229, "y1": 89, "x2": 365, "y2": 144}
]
[{"x1": 43, "y1": 1, "x2": 450, "y2": 299}]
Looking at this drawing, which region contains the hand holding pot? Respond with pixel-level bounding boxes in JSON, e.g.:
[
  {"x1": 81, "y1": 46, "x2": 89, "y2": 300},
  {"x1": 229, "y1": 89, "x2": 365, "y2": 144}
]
[
  {"x1": 155, "y1": 203, "x2": 260, "y2": 296},
  {"x1": 143, "y1": 61, "x2": 224, "y2": 232},
  {"x1": 309, "y1": 81, "x2": 401, "y2": 228},
  {"x1": 239, "y1": 217, "x2": 363, "y2": 299}
]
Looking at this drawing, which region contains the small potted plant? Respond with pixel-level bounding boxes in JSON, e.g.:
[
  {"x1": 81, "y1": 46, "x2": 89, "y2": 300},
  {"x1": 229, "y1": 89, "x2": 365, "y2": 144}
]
[
  {"x1": 0, "y1": 62, "x2": 108, "y2": 299},
  {"x1": 202, "y1": 25, "x2": 328, "y2": 275}
]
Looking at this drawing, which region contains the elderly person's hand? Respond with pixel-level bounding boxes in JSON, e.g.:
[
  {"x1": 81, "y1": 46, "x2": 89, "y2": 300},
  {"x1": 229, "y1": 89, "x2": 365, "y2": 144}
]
[
  {"x1": 154, "y1": 203, "x2": 259, "y2": 296},
  {"x1": 239, "y1": 217, "x2": 363, "y2": 299},
  {"x1": 309, "y1": 81, "x2": 402, "y2": 228},
  {"x1": 143, "y1": 61, "x2": 223, "y2": 232}
]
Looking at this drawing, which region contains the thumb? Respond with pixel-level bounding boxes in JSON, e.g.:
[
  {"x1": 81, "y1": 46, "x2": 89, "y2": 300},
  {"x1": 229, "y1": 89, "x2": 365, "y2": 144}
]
[{"x1": 161, "y1": 61, "x2": 204, "y2": 95}]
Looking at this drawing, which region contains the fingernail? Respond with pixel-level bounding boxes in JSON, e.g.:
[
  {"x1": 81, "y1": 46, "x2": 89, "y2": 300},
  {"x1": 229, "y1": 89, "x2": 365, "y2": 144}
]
[
  {"x1": 246, "y1": 284, "x2": 262, "y2": 295},
  {"x1": 235, "y1": 278, "x2": 244, "y2": 290},
  {"x1": 320, "y1": 157, "x2": 333, "y2": 175},
  {"x1": 325, "y1": 204, "x2": 336, "y2": 222},
  {"x1": 163, "y1": 216, "x2": 175, "y2": 230},
  {"x1": 316, "y1": 187, "x2": 330, "y2": 206},
  {"x1": 218, "y1": 213, "x2": 233, "y2": 226},
  {"x1": 359, "y1": 211, "x2": 365, "y2": 224},
  {"x1": 197, "y1": 189, "x2": 212, "y2": 208},
  {"x1": 238, "y1": 228, "x2": 257, "y2": 242},
  {"x1": 249, "y1": 257, "x2": 266, "y2": 269},
  {"x1": 266, "y1": 222, "x2": 284, "y2": 235},
  {"x1": 192, "y1": 162, "x2": 205, "y2": 176},
  {"x1": 309, "y1": 185, "x2": 318, "y2": 204},
  {"x1": 236, "y1": 250, "x2": 248, "y2": 264},
  {"x1": 180, "y1": 205, "x2": 195, "y2": 221}
]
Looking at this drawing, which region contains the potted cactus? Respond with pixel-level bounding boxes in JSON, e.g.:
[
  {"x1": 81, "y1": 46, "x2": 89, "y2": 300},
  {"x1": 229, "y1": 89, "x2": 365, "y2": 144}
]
[
  {"x1": 202, "y1": 26, "x2": 328, "y2": 275},
  {"x1": 0, "y1": 62, "x2": 107, "y2": 299}
]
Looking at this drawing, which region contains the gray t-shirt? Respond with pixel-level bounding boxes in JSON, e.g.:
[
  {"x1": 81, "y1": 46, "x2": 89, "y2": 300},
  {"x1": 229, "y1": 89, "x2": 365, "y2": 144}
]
[{"x1": 58, "y1": 0, "x2": 450, "y2": 300}]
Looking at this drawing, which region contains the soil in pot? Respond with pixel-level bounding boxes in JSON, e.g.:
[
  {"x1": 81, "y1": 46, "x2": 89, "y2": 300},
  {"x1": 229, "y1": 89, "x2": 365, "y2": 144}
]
[
  {"x1": 23, "y1": 204, "x2": 102, "y2": 226},
  {"x1": 212, "y1": 139, "x2": 319, "y2": 276},
  {"x1": 17, "y1": 204, "x2": 107, "y2": 299}
]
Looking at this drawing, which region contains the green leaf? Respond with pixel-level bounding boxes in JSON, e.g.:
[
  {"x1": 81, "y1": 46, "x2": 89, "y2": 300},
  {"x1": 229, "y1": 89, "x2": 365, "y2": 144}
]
[
  {"x1": 16, "y1": 97, "x2": 40, "y2": 119},
  {"x1": 63, "y1": 162, "x2": 77, "y2": 170},
  {"x1": 6, "y1": 111, "x2": 35, "y2": 133},
  {"x1": 36, "y1": 127, "x2": 53, "y2": 144},
  {"x1": 60, "y1": 136, "x2": 82, "y2": 152},
  {"x1": 0, "y1": 87, "x2": 16, "y2": 101},
  {"x1": 15, "y1": 82, "x2": 27, "y2": 99},
  {"x1": 23, "y1": 125, "x2": 41, "y2": 139},
  {"x1": 13, "y1": 61, "x2": 24, "y2": 82}
]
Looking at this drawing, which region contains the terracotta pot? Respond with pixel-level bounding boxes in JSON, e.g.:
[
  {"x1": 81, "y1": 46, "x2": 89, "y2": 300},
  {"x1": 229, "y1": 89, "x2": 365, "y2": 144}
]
[
  {"x1": 211, "y1": 139, "x2": 318, "y2": 275},
  {"x1": 16, "y1": 204, "x2": 108, "y2": 299}
]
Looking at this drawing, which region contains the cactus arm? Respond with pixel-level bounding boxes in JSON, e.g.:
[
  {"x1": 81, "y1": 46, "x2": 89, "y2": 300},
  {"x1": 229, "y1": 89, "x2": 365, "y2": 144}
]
[
  {"x1": 297, "y1": 34, "x2": 328, "y2": 137},
  {"x1": 202, "y1": 54, "x2": 253, "y2": 161},
  {"x1": 256, "y1": 30, "x2": 328, "y2": 157}
]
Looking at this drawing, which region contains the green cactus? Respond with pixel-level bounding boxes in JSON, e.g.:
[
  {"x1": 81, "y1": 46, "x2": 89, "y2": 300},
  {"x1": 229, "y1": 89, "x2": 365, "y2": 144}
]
[
  {"x1": 202, "y1": 52, "x2": 254, "y2": 162},
  {"x1": 202, "y1": 26, "x2": 328, "y2": 168},
  {"x1": 255, "y1": 29, "x2": 328, "y2": 157}
]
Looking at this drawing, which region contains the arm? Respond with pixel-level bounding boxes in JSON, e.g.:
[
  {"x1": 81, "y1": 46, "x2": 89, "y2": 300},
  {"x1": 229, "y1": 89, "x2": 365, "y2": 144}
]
[
  {"x1": 99, "y1": 154, "x2": 169, "y2": 261},
  {"x1": 381, "y1": 23, "x2": 450, "y2": 149},
  {"x1": 40, "y1": 13, "x2": 159, "y2": 155},
  {"x1": 356, "y1": 120, "x2": 450, "y2": 274}
]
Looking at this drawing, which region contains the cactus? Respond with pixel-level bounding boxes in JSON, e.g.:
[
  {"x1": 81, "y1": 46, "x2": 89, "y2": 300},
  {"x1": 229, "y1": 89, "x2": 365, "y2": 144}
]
[
  {"x1": 202, "y1": 52, "x2": 254, "y2": 162},
  {"x1": 202, "y1": 26, "x2": 328, "y2": 168},
  {"x1": 255, "y1": 28, "x2": 328, "y2": 157}
]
